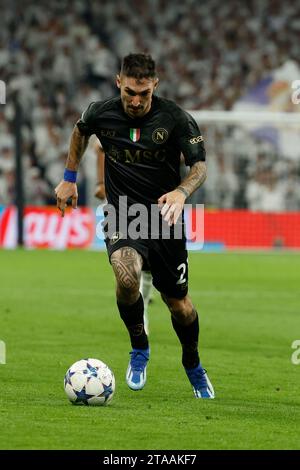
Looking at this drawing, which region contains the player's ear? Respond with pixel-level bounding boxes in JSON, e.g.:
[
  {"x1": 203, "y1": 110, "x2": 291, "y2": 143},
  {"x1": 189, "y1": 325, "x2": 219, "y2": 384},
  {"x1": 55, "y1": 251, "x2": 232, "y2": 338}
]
[
  {"x1": 154, "y1": 78, "x2": 159, "y2": 90},
  {"x1": 116, "y1": 74, "x2": 121, "y2": 89}
]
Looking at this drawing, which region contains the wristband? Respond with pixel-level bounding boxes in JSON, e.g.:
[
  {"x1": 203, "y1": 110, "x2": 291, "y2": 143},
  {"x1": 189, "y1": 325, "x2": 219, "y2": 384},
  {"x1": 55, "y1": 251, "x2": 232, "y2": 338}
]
[{"x1": 64, "y1": 169, "x2": 77, "y2": 183}]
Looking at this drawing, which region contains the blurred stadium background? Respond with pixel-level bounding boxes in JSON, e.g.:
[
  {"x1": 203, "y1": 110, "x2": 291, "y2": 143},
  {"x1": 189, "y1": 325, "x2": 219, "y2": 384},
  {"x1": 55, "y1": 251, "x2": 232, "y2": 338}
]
[{"x1": 1, "y1": 0, "x2": 300, "y2": 249}]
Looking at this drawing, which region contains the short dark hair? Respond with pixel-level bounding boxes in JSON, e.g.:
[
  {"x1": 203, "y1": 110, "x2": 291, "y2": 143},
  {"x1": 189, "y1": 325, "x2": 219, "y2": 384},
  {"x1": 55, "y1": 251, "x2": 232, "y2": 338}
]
[{"x1": 121, "y1": 53, "x2": 156, "y2": 79}]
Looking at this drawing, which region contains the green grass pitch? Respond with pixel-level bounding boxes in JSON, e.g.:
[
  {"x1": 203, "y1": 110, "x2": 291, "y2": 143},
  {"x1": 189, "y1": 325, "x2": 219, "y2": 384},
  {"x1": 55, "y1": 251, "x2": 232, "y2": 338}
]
[{"x1": 0, "y1": 249, "x2": 299, "y2": 450}]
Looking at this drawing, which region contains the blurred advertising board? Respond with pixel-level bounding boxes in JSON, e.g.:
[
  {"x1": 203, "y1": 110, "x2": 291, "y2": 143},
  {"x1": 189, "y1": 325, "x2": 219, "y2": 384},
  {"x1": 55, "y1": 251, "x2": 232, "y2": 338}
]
[
  {"x1": 0, "y1": 206, "x2": 299, "y2": 250},
  {"x1": 0, "y1": 206, "x2": 95, "y2": 249}
]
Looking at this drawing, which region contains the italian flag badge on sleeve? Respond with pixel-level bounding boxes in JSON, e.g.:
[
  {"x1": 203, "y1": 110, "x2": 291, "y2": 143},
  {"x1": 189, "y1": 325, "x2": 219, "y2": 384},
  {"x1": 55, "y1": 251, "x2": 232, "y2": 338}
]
[{"x1": 130, "y1": 128, "x2": 140, "y2": 142}]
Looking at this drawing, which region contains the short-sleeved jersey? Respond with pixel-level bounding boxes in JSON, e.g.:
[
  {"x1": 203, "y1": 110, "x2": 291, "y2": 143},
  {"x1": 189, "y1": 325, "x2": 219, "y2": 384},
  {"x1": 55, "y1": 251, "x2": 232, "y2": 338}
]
[{"x1": 77, "y1": 95, "x2": 205, "y2": 209}]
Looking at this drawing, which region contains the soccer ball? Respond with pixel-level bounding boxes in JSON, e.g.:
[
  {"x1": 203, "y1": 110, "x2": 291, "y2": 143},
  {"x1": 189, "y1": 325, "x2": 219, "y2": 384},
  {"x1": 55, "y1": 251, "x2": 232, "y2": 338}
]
[{"x1": 64, "y1": 358, "x2": 115, "y2": 406}]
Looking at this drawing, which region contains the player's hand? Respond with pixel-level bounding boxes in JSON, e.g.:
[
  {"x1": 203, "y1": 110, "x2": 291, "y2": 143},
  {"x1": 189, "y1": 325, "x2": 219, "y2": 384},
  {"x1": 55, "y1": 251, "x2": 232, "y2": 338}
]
[
  {"x1": 94, "y1": 183, "x2": 106, "y2": 200},
  {"x1": 158, "y1": 189, "x2": 186, "y2": 226},
  {"x1": 54, "y1": 180, "x2": 78, "y2": 217}
]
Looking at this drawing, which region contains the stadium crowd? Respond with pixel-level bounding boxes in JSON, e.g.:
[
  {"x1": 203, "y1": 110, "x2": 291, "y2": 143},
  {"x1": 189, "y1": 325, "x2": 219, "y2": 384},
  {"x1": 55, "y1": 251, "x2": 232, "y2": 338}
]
[{"x1": 1, "y1": 0, "x2": 300, "y2": 210}]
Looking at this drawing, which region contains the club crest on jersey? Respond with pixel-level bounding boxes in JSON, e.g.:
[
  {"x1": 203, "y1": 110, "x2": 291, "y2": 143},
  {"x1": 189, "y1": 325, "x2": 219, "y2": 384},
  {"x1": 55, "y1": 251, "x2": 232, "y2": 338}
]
[
  {"x1": 152, "y1": 128, "x2": 168, "y2": 144},
  {"x1": 110, "y1": 232, "x2": 123, "y2": 245},
  {"x1": 130, "y1": 128, "x2": 140, "y2": 142}
]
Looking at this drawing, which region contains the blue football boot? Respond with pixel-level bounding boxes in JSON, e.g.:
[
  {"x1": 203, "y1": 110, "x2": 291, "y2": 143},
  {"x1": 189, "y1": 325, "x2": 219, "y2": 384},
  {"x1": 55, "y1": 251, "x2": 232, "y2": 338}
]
[
  {"x1": 185, "y1": 364, "x2": 215, "y2": 399},
  {"x1": 126, "y1": 348, "x2": 149, "y2": 391}
]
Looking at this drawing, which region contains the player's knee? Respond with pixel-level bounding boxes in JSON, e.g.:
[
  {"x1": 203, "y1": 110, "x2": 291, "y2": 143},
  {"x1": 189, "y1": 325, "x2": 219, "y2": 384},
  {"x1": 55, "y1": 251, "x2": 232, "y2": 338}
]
[
  {"x1": 161, "y1": 294, "x2": 195, "y2": 325},
  {"x1": 115, "y1": 277, "x2": 140, "y2": 304},
  {"x1": 115, "y1": 275, "x2": 140, "y2": 292}
]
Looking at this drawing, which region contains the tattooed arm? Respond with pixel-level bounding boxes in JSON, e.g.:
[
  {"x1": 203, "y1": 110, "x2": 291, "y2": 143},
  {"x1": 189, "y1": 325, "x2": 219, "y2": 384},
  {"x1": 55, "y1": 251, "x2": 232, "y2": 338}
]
[
  {"x1": 158, "y1": 161, "x2": 207, "y2": 226},
  {"x1": 176, "y1": 161, "x2": 207, "y2": 198},
  {"x1": 65, "y1": 126, "x2": 90, "y2": 171},
  {"x1": 54, "y1": 126, "x2": 90, "y2": 217}
]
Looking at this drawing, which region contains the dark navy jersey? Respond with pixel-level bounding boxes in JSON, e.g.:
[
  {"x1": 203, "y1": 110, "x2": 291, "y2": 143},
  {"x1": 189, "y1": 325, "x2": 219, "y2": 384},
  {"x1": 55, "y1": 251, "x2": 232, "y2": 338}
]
[{"x1": 77, "y1": 95, "x2": 205, "y2": 209}]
